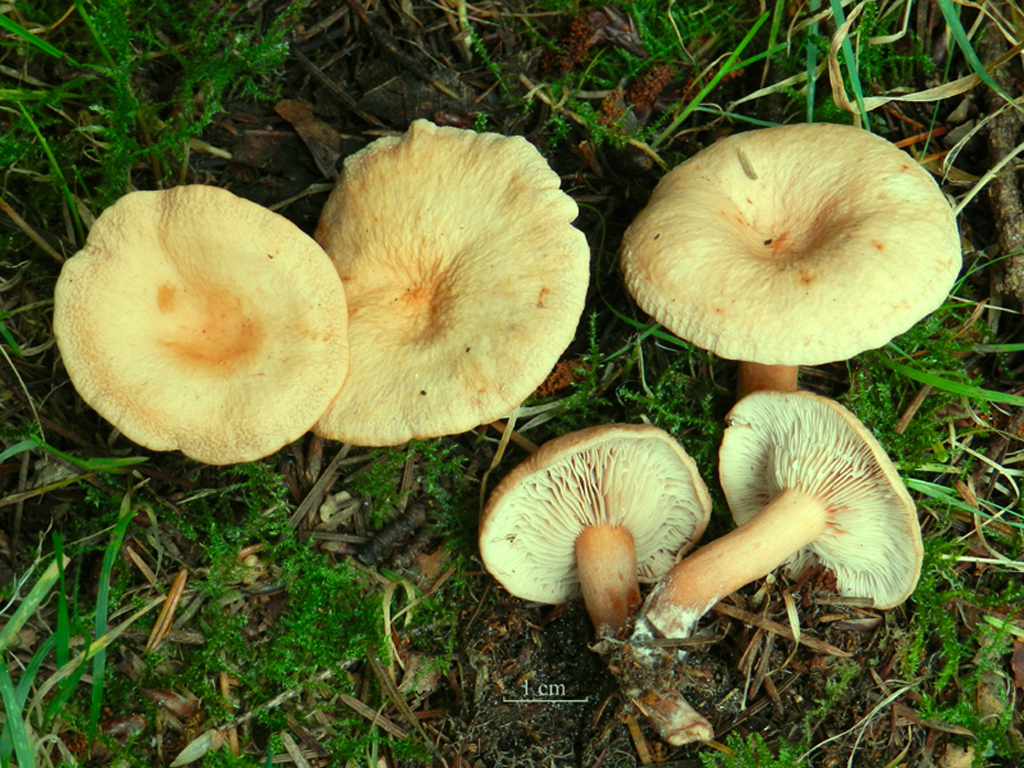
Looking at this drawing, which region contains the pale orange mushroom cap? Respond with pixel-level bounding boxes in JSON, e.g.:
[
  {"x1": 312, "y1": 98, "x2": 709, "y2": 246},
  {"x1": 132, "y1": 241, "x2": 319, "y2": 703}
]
[
  {"x1": 313, "y1": 119, "x2": 590, "y2": 446},
  {"x1": 621, "y1": 123, "x2": 962, "y2": 367},
  {"x1": 54, "y1": 185, "x2": 350, "y2": 465}
]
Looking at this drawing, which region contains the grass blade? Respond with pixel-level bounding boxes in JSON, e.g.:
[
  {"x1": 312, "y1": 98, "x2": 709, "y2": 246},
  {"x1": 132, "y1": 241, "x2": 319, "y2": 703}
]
[
  {"x1": 805, "y1": 0, "x2": 820, "y2": 123},
  {"x1": 829, "y1": 0, "x2": 869, "y2": 126},
  {"x1": 0, "y1": 314, "x2": 23, "y2": 358},
  {"x1": 907, "y1": 478, "x2": 1024, "y2": 530},
  {"x1": 974, "y1": 343, "x2": 1024, "y2": 353},
  {"x1": 652, "y1": 12, "x2": 770, "y2": 149},
  {"x1": 936, "y1": 0, "x2": 1010, "y2": 102},
  {"x1": 16, "y1": 104, "x2": 83, "y2": 244},
  {"x1": 31, "y1": 596, "x2": 164, "y2": 717},
  {"x1": 0, "y1": 437, "x2": 146, "y2": 472},
  {"x1": 87, "y1": 489, "x2": 137, "y2": 743},
  {"x1": 0, "y1": 556, "x2": 69, "y2": 653},
  {"x1": 876, "y1": 355, "x2": 1024, "y2": 407},
  {"x1": 34, "y1": 437, "x2": 148, "y2": 472},
  {"x1": 0, "y1": 439, "x2": 36, "y2": 465},
  {"x1": 0, "y1": 634, "x2": 60, "y2": 764},
  {"x1": 0, "y1": 665, "x2": 34, "y2": 768},
  {"x1": 54, "y1": 533, "x2": 70, "y2": 669},
  {"x1": 0, "y1": 14, "x2": 76, "y2": 64}
]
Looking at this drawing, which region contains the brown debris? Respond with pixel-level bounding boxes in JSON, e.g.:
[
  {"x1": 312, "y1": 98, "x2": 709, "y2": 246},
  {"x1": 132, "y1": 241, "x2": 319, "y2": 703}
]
[
  {"x1": 274, "y1": 99, "x2": 344, "y2": 179},
  {"x1": 533, "y1": 359, "x2": 588, "y2": 398},
  {"x1": 541, "y1": 5, "x2": 648, "y2": 76},
  {"x1": 625, "y1": 64, "x2": 676, "y2": 118}
]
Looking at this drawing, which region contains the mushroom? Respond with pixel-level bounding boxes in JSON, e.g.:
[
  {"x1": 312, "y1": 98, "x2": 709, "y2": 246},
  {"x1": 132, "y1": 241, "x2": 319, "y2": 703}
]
[
  {"x1": 313, "y1": 119, "x2": 590, "y2": 446},
  {"x1": 637, "y1": 390, "x2": 923, "y2": 640},
  {"x1": 478, "y1": 423, "x2": 712, "y2": 638},
  {"x1": 620, "y1": 123, "x2": 962, "y2": 395},
  {"x1": 53, "y1": 185, "x2": 350, "y2": 465}
]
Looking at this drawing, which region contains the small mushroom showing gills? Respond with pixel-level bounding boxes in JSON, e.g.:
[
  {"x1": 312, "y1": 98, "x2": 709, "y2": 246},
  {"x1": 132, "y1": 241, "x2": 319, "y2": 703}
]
[
  {"x1": 53, "y1": 186, "x2": 350, "y2": 465},
  {"x1": 638, "y1": 390, "x2": 923, "y2": 641},
  {"x1": 620, "y1": 123, "x2": 962, "y2": 395},
  {"x1": 479, "y1": 424, "x2": 711, "y2": 638},
  {"x1": 314, "y1": 119, "x2": 590, "y2": 446}
]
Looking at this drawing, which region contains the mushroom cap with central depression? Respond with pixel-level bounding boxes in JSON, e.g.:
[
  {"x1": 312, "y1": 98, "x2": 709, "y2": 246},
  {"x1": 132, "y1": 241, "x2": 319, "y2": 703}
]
[
  {"x1": 53, "y1": 185, "x2": 350, "y2": 465},
  {"x1": 479, "y1": 423, "x2": 712, "y2": 606},
  {"x1": 620, "y1": 123, "x2": 961, "y2": 366},
  {"x1": 314, "y1": 119, "x2": 590, "y2": 446}
]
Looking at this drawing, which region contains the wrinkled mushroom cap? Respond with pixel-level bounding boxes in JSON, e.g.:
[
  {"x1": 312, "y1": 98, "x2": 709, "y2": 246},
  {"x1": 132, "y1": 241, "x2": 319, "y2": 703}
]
[
  {"x1": 719, "y1": 391, "x2": 922, "y2": 608},
  {"x1": 313, "y1": 119, "x2": 590, "y2": 446},
  {"x1": 479, "y1": 424, "x2": 712, "y2": 604},
  {"x1": 621, "y1": 123, "x2": 961, "y2": 366},
  {"x1": 54, "y1": 186, "x2": 350, "y2": 465}
]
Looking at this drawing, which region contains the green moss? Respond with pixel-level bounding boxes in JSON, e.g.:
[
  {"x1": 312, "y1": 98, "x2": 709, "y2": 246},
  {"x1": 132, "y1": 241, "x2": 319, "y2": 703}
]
[
  {"x1": 4, "y1": 0, "x2": 296, "y2": 227},
  {"x1": 700, "y1": 733, "x2": 806, "y2": 768}
]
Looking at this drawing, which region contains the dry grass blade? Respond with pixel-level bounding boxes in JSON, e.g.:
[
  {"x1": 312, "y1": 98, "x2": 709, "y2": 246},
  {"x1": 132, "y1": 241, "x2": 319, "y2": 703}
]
[
  {"x1": 827, "y1": 1, "x2": 865, "y2": 120},
  {"x1": 169, "y1": 729, "x2": 224, "y2": 767},
  {"x1": 0, "y1": 197, "x2": 66, "y2": 264},
  {"x1": 145, "y1": 568, "x2": 189, "y2": 652},
  {"x1": 780, "y1": 589, "x2": 801, "y2": 670},
  {"x1": 712, "y1": 602, "x2": 853, "y2": 657},
  {"x1": 280, "y1": 731, "x2": 312, "y2": 768},
  {"x1": 124, "y1": 540, "x2": 156, "y2": 584},
  {"x1": 620, "y1": 711, "x2": 654, "y2": 764},
  {"x1": 799, "y1": 681, "x2": 918, "y2": 767},
  {"x1": 487, "y1": 420, "x2": 538, "y2": 453},
  {"x1": 366, "y1": 652, "x2": 447, "y2": 765},
  {"x1": 219, "y1": 670, "x2": 239, "y2": 756},
  {"x1": 335, "y1": 692, "x2": 407, "y2": 739},
  {"x1": 289, "y1": 445, "x2": 352, "y2": 528}
]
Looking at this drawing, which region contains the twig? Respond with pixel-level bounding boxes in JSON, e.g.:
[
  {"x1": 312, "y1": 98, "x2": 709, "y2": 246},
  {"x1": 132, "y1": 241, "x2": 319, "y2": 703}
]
[
  {"x1": 291, "y1": 48, "x2": 384, "y2": 127},
  {"x1": 980, "y1": 14, "x2": 1024, "y2": 304}
]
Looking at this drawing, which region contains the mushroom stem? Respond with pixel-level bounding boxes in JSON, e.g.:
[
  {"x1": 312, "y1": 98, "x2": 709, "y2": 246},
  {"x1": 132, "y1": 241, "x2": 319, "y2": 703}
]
[
  {"x1": 636, "y1": 690, "x2": 714, "y2": 745},
  {"x1": 575, "y1": 524, "x2": 640, "y2": 637},
  {"x1": 736, "y1": 362, "x2": 799, "y2": 397},
  {"x1": 642, "y1": 488, "x2": 828, "y2": 638}
]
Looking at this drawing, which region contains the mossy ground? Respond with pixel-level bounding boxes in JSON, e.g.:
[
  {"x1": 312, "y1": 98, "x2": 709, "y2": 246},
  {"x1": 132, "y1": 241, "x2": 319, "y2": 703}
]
[{"x1": 2, "y1": 1, "x2": 1023, "y2": 766}]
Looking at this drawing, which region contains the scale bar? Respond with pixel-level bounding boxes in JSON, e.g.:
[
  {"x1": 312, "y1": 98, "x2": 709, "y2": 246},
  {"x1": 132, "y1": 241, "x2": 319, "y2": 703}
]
[{"x1": 501, "y1": 698, "x2": 590, "y2": 704}]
